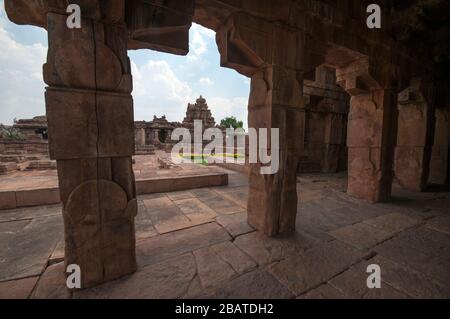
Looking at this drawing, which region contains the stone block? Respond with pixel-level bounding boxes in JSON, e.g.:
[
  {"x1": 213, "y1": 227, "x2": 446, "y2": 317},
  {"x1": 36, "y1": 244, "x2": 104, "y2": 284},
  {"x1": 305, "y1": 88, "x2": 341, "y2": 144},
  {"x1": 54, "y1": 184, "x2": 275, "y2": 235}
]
[
  {"x1": 75, "y1": 254, "x2": 197, "y2": 299},
  {"x1": 0, "y1": 277, "x2": 39, "y2": 299},
  {"x1": 194, "y1": 246, "x2": 238, "y2": 289},
  {"x1": 137, "y1": 223, "x2": 231, "y2": 267},
  {"x1": 211, "y1": 269, "x2": 294, "y2": 299},
  {"x1": 31, "y1": 263, "x2": 70, "y2": 299},
  {"x1": 0, "y1": 191, "x2": 16, "y2": 210},
  {"x1": 210, "y1": 241, "x2": 257, "y2": 275},
  {"x1": 15, "y1": 188, "x2": 60, "y2": 207},
  {"x1": 46, "y1": 89, "x2": 98, "y2": 160},
  {"x1": 97, "y1": 93, "x2": 135, "y2": 157}
]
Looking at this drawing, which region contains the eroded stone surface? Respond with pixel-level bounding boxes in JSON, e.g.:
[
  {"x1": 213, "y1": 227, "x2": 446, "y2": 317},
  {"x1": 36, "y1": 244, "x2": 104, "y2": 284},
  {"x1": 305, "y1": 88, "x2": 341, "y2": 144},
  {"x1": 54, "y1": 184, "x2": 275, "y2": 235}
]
[
  {"x1": 31, "y1": 262, "x2": 70, "y2": 299},
  {"x1": 0, "y1": 173, "x2": 449, "y2": 299},
  {"x1": 268, "y1": 241, "x2": 368, "y2": 296},
  {"x1": 137, "y1": 222, "x2": 231, "y2": 267},
  {"x1": 329, "y1": 267, "x2": 409, "y2": 299},
  {"x1": 210, "y1": 270, "x2": 294, "y2": 299},
  {"x1": 0, "y1": 276, "x2": 38, "y2": 299},
  {"x1": 75, "y1": 254, "x2": 196, "y2": 299},
  {"x1": 298, "y1": 284, "x2": 346, "y2": 299}
]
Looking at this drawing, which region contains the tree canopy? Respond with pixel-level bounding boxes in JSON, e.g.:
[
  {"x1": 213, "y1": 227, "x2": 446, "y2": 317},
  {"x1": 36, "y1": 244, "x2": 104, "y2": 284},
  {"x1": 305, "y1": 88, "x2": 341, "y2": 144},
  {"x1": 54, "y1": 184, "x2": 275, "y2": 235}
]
[{"x1": 220, "y1": 116, "x2": 244, "y2": 129}]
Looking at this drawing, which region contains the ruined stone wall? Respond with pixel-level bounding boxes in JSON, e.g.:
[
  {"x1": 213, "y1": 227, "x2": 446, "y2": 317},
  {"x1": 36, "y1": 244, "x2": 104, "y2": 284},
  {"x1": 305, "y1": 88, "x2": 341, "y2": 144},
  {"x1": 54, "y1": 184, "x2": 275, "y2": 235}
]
[
  {"x1": 0, "y1": 140, "x2": 49, "y2": 155},
  {"x1": 300, "y1": 66, "x2": 349, "y2": 173}
]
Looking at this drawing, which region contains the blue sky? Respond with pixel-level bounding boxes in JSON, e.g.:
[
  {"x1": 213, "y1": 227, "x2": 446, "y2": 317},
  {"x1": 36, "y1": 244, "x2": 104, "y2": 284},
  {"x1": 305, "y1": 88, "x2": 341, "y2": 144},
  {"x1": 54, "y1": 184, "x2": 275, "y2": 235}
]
[{"x1": 0, "y1": 2, "x2": 250, "y2": 126}]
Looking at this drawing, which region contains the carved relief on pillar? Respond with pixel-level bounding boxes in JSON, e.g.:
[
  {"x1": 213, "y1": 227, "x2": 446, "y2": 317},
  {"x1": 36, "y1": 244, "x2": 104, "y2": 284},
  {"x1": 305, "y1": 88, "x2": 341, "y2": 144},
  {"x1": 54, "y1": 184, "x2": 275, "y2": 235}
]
[
  {"x1": 5, "y1": 1, "x2": 139, "y2": 288},
  {"x1": 126, "y1": 0, "x2": 195, "y2": 55},
  {"x1": 394, "y1": 78, "x2": 436, "y2": 191},
  {"x1": 336, "y1": 58, "x2": 398, "y2": 202}
]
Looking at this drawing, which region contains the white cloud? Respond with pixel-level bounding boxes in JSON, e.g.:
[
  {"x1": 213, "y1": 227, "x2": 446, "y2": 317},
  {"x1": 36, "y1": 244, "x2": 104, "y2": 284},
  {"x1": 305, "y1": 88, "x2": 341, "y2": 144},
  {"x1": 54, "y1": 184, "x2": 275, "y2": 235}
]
[
  {"x1": 0, "y1": 10, "x2": 47, "y2": 124},
  {"x1": 207, "y1": 96, "x2": 249, "y2": 129},
  {"x1": 190, "y1": 24, "x2": 208, "y2": 56},
  {"x1": 131, "y1": 60, "x2": 196, "y2": 122},
  {"x1": 183, "y1": 23, "x2": 216, "y2": 72},
  {"x1": 199, "y1": 77, "x2": 214, "y2": 85}
]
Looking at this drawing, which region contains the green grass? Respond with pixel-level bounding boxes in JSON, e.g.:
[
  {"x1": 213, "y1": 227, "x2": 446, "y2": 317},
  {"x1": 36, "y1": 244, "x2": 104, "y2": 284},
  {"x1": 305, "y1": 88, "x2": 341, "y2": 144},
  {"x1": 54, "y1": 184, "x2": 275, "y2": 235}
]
[{"x1": 178, "y1": 153, "x2": 245, "y2": 165}]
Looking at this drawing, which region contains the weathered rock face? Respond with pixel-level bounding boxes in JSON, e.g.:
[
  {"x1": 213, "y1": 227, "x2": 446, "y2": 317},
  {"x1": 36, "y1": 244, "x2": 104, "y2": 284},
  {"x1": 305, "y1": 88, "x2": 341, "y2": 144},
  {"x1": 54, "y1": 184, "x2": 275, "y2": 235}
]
[
  {"x1": 300, "y1": 66, "x2": 349, "y2": 173},
  {"x1": 394, "y1": 78, "x2": 436, "y2": 191}
]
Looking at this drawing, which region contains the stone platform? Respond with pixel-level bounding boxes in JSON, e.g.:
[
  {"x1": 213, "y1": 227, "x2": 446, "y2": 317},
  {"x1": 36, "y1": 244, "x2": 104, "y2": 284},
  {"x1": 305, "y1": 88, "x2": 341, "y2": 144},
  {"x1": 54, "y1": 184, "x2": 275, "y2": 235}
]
[
  {"x1": 0, "y1": 172, "x2": 449, "y2": 299},
  {"x1": 0, "y1": 154, "x2": 228, "y2": 210}
]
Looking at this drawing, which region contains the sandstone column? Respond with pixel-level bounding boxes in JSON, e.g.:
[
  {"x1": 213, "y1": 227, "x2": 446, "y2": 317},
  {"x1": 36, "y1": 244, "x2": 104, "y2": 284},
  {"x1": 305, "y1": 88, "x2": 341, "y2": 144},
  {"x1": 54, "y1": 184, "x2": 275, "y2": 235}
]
[
  {"x1": 429, "y1": 108, "x2": 450, "y2": 184},
  {"x1": 217, "y1": 13, "x2": 325, "y2": 235},
  {"x1": 44, "y1": 6, "x2": 136, "y2": 288},
  {"x1": 394, "y1": 79, "x2": 435, "y2": 191},
  {"x1": 135, "y1": 127, "x2": 146, "y2": 146},
  {"x1": 247, "y1": 66, "x2": 306, "y2": 235},
  {"x1": 322, "y1": 112, "x2": 347, "y2": 173},
  {"x1": 337, "y1": 59, "x2": 398, "y2": 202}
]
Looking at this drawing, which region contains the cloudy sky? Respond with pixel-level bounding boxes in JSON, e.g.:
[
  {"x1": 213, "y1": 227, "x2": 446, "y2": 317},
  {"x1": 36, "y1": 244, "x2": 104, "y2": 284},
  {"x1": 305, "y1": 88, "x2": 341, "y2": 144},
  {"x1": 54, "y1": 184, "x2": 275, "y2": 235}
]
[{"x1": 0, "y1": 2, "x2": 250, "y2": 126}]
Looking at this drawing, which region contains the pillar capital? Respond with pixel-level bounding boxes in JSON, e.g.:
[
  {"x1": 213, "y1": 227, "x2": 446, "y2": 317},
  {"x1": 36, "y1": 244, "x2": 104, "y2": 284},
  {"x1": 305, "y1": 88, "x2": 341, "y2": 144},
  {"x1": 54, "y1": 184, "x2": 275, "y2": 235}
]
[
  {"x1": 398, "y1": 77, "x2": 435, "y2": 107},
  {"x1": 216, "y1": 12, "x2": 326, "y2": 77}
]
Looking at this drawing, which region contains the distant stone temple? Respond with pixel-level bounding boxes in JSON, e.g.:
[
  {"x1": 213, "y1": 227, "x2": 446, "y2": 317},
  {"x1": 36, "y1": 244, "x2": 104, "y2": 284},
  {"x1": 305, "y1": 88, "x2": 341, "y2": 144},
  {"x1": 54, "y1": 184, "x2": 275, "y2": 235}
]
[
  {"x1": 13, "y1": 116, "x2": 48, "y2": 141},
  {"x1": 182, "y1": 95, "x2": 216, "y2": 129},
  {"x1": 0, "y1": 116, "x2": 53, "y2": 175},
  {"x1": 134, "y1": 95, "x2": 220, "y2": 154}
]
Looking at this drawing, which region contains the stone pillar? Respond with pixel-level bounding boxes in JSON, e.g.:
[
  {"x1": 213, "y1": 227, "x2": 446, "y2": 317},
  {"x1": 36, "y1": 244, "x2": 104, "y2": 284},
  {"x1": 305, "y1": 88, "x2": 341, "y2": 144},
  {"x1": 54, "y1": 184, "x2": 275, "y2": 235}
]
[
  {"x1": 429, "y1": 108, "x2": 450, "y2": 184},
  {"x1": 337, "y1": 59, "x2": 398, "y2": 202},
  {"x1": 394, "y1": 79, "x2": 435, "y2": 191},
  {"x1": 135, "y1": 128, "x2": 146, "y2": 146},
  {"x1": 217, "y1": 12, "x2": 325, "y2": 235},
  {"x1": 43, "y1": 9, "x2": 137, "y2": 288},
  {"x1": 322, "y1": 112, "x2": 347, "y2": 173},
  {"x1": 247, "y1": 66, "x2": 306, "y2": 235}
]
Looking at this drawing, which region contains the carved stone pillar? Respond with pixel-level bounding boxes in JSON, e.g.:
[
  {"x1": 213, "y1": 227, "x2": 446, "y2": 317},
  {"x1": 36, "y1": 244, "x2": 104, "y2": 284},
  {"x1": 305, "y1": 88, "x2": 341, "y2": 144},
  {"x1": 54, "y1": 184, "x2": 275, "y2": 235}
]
[
  {"x1": 135, "y1": 128, "x2": 146, "y2": 146},
  {"x1": 394, "y1": 79, "x2": 435, "y2": 191},
  {"x1": 322, "y1": 112, "x2": 347, "y2": 173},
  {"x1": 217, "y1": 12, "x2": 325, "y2": 235},
  {"x1": 38, "y1": 6, "x2": 136, "y2": 288},
  {"x1": 246, "y1": 66, "x2": 306, "y2": 235},
  {"x1": 429, "y1": 108, "x2": 450, "y2": 184},
  {"x1": 337, "y1": 59, "x2": 398, "y2": 202}
]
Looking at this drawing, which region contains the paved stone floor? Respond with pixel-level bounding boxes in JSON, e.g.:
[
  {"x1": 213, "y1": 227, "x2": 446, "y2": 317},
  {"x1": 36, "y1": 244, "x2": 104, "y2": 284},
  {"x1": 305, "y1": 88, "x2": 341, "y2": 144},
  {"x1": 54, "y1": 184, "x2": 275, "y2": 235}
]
[
  {"x1": 0, "y1": 171, "x2": 450, "y2": 299},
  {"x1": 0, "y1": 153, "x2": 225, "y2": 192}
]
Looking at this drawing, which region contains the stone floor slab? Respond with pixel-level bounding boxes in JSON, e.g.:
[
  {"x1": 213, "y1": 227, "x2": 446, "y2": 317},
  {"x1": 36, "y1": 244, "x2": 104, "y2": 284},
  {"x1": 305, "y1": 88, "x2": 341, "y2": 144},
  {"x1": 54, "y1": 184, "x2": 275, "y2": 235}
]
[
  {"x1": 0, "y1": 276, "x2": 38, "y2": 299},
  {"x1": 75, "y1": 254, "x2": 196, "y2": 299},
  {"x1": 210, "y1": 241, "x2": 257, "y2": 275},
  {"x1": 137, "y1": 222, "x2": 231, "y2": 267},
  {"x1": 268, "y1": 241, "x2": 368, "y2": 296},
  {"x1": 329, "y1": 222, "x2": 394, "y2": 250},
  {"x1": 215, "y1": 212, "x2": 254, "y2": 238},
  {"x1": 209, "y1": 269, "x2": 294, "y2": 299},
  {"x1": 298, "y1": 284, "x2": 347, "y2": 299},
  {"x1": 193, "y1": 247, "x2": 238, "y2": 289},
  {"x1": 329, "y1": 267, "x2": 409, "y2": 299}
]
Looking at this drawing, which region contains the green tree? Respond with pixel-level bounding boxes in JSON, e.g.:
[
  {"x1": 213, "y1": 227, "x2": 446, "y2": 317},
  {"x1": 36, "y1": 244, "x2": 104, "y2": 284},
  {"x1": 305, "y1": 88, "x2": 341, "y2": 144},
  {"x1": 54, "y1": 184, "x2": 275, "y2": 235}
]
[
  {"x1": 220, "y1": 116, "x2": 244, "y2": 129},
  {"x1": 0, "y1": 124, "x2": 23, "y2": 140}
]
